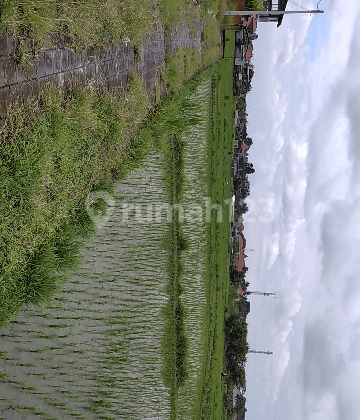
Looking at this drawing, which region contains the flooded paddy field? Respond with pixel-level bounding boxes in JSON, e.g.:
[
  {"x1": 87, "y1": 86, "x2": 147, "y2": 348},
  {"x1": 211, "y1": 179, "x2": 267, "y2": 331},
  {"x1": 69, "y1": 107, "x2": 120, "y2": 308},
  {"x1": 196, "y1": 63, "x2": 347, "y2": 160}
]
[
  {"x1": 0, "y1": 154, "x2": 172, "y2": 420},
  {"x1": 0, "y1": 72, "x2": 219, "y2": 420}
]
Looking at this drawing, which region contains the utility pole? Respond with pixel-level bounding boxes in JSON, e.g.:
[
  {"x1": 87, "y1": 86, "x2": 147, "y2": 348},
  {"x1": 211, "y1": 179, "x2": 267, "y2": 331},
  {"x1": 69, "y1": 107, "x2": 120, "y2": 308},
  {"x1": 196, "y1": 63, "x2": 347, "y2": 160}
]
[
  {"x1": 245, "y1": 291, "x2": 276, "y2": 297},
  {"x1": 248, "y1": 350, "x2": 273, "y2": 354},
  {"x1": 223, "y1": 10, "x2": 324, "y2": 16}
]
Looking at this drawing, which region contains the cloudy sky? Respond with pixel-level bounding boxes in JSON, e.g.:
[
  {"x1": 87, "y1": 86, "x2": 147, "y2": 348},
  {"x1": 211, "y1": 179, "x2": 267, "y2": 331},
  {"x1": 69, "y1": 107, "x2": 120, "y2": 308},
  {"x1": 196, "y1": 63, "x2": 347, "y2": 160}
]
[{"x1": 244, "y1": 0, "x2": 360, "y2": 419}]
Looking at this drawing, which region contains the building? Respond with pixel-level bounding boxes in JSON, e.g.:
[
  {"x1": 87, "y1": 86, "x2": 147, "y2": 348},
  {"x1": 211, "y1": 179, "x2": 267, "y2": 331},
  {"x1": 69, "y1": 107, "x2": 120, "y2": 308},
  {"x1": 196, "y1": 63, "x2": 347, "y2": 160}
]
[
  {"x1": 242, "y1": 16, "x2": 257, "y2": 34},
  {"x1": 233, "y1": 232, "x2": 245, "y2": 271},
  {"x1": 255, "y1": 0, "x2": 289, "y2": 27},
  {"x1": 241, "y1": 142, "x2": 249, "y2": 154}
]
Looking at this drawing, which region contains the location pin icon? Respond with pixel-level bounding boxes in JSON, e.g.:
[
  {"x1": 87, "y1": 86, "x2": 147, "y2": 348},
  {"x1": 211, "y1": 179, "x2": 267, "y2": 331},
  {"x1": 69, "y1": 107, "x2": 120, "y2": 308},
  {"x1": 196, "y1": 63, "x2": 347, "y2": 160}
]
[{"x1": 85, "y1": 191, "x2": 116, "y2": 229}]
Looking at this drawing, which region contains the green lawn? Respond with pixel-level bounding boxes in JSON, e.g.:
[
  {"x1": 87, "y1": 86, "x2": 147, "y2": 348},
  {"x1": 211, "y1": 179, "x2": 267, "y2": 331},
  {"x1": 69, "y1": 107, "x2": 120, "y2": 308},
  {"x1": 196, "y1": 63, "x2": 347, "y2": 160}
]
[{"x1": 224, "y1": 29, "x2": 235, "y2": 59}]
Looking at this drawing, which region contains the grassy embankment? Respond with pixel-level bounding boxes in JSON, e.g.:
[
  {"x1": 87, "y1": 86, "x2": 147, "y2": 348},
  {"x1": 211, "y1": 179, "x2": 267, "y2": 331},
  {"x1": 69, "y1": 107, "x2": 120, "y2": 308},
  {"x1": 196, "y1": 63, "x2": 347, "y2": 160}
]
[
  {"x1": 193, "y1": 46, "x2": 235, "y2": 419},
  {"x1": 0, "y1": 0, "x2": 232, "y2": 83},
  {"x1": 161, "y1": 0, "x2": 234, "y2": 91},
  {"x1": 0, "y1": 0, "x2": 155, "y2": 66},
  {"x1": 0, "y1": 76, "x2": 152, "y2": 327}
]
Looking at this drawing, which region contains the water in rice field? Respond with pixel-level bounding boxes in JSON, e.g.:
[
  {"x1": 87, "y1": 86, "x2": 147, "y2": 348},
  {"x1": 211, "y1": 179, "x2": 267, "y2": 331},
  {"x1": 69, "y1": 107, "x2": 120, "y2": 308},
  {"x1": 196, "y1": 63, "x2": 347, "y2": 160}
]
[{"x1": 0, "y1": 78, "x2": 212, "y2": 420}]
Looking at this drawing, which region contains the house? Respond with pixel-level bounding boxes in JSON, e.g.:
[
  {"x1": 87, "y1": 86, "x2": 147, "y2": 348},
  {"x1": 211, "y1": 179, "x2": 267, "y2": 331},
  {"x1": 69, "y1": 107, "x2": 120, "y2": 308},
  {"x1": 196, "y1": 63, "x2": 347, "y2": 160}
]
[
  {"x1": 233, "y1": 244, "x2": 245, "y2": 271},
  {"x1": 241, "y1": 142, "x2": 249, "y2": 153},
  {"x1": 232, "y1": 220, "x2": 244, "y2": 237},
  {"x1": 235, "y1": 47, "x2": 252, "y2": 66},
  {"x1": 242, "y1": 16, "x2": 257, "y2": 35},
  {"x1": 256, "y1": 0, "x2": 290, "y2": 27}
]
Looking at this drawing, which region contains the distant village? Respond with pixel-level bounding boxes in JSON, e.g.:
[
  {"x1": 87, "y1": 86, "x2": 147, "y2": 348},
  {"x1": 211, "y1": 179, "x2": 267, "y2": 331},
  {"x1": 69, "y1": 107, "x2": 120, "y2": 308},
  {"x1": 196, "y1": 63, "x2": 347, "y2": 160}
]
[
  {"x1": 229, "y1": 14, "x2": 257, "y2": 314},
  {"x1": 227, "y1": 13, "x2": 258, "y2": 420},
  {"x1": 222, "y1": 1, "x2": 315, "y2": 417}
]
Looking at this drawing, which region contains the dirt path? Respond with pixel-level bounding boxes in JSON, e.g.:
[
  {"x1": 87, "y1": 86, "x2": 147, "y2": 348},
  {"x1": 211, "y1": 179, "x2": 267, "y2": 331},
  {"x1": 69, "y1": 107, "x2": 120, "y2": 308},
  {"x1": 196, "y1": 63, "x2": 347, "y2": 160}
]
[{"x1": 0, "y1": 21, "x2": 204, "y2": 121}]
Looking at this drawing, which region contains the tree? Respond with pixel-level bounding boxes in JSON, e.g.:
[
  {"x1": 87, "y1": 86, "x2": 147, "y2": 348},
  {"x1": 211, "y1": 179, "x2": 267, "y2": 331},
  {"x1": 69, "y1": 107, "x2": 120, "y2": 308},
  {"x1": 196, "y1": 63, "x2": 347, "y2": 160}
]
[
  {"x1": 235, "y1": 394, "x2": 246, "y2": 412},
  {"x1": 224, "y1": 313, "x2": 249, "y2": 387},
  {"x1": 238, "y1": 202, "x2": 249, "y2": 214},
  {"x1": 244, "y1": 163, "x2": 255, "y2": 174}
]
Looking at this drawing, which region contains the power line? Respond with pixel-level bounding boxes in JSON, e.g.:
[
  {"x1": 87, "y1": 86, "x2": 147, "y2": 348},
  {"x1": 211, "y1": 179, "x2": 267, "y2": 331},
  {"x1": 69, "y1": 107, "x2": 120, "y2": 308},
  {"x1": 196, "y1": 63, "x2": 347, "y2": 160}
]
[
  {"x1": 288, "y1": 0, "x2": 321, "y2": 16},
  {"x1": 288, "y1": 0, "x2": 310, "y2": 11},
  {"x1": 248, "y1": 350, "x2": 273, "y2": 354}
]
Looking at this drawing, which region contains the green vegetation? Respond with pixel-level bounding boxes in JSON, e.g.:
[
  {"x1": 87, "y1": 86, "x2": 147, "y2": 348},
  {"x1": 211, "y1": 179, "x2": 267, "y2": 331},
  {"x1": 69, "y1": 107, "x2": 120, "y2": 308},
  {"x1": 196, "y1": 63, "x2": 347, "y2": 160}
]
[
  {"x1": 224, "y1": 29, "x2": 235, "y2": 59},
  {"x1": 0, "y1": 2, "x2": 242, "y2": 417},
  {"x1": 0, "y1": 0, "x2": 233, "y2": 69},
  {"x1": 192, "y1": 59, "x2": 234, "y2": 420},
  {"x1": 201, "y1": 0, "x2": 236, "y2": 66},
  {"x1": 245, "y1": 0, "x2": 265, "y2": 11},
  {"x1": 138, "y1": 74, "x2": 206, "y2": 419},
  {"x1": 163, "y1": 133, "x2": 187, "y2": 393},
  {"x1": 0, "y1": 76, "x2": 151, "y2": 327},
  {"x1": 162, "y1": 48, "x2": 201, "y2": 91},
  {"x1": 223, "y1": 280, "x2": 249, "y2": 419},
  {"x1": 160, "y1": 0, "x2": 236, "y2": 90},
  {"x1": 0, "y1": 0, "x2": 154, "y2": 65},
  {"x1": 160, "y1": 0, "x2": 199, "y2": 29}
]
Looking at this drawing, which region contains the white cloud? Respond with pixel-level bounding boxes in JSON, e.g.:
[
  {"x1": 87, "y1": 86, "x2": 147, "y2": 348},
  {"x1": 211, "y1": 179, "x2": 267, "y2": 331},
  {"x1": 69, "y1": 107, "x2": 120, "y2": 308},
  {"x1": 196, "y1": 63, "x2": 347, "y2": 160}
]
[{"x1": 245, "y1": 1, "x2": 360, "y2": 419}]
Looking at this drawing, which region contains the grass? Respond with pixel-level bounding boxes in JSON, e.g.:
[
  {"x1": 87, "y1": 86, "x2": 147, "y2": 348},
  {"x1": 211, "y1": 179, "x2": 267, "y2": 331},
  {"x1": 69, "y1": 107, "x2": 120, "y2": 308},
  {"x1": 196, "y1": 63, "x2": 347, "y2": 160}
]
[
  {"x1": 0, "y1": 76, "x2": 152, "y2": 327},
  {"x1": 160, "y1": 0, "x2": 192, "y2": 29},
  {"x1": 161, "y1": 133, "x2": 188, "y2": 420},
  {"x1": 161, "y1": 0, "x2": 235, "y2": 90},
  {"x1": 192, "y1": 58, "x2": 234, "y2": 420},
  {"x1": 0, "y1": 0, "x2": 234, "y2": 69},
  {"x1": 162, "y1": 48, "x2": 202, "y2": 91},
  {"x1": 223, "y1": 29, "x2": 235, "y2": 59},
  {"x1": 0, "y1": 0, "x2": 155, "y2": 66}
]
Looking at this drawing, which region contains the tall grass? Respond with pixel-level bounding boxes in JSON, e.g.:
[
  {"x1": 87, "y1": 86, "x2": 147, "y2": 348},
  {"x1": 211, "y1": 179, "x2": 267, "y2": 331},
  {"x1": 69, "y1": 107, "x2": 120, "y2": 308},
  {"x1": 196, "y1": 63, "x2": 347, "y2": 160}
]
[
  {"x1": 0, "y1": 0, "x2": 155, "y2": 65},
  {"x1": 162, "y1": 48, "x2": 201, "y2": 91},
  {"x1": 0, "y1": 76, "x2": 150, "y2": 327}
]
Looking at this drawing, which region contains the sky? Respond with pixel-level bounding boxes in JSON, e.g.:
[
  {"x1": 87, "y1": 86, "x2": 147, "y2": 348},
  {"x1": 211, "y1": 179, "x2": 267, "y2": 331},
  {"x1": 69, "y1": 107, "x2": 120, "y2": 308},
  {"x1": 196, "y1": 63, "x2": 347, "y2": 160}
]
[{"x1": 244, "y1": 0, "x2": 360, "y2": 419}]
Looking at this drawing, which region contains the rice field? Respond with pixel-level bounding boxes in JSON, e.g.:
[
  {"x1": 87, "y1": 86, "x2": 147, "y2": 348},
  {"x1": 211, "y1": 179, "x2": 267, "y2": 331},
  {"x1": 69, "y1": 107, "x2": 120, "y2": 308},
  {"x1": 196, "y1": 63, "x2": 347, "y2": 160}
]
[
  {"x1": 177, "y1": 80, "x2": 211, "y2": 418},
  {"x1": 0, "y1": 155, "x2": 172, "y2": 420},
  {"x1": 0, "y1": 61, "x2": 234, "y2": 419}
]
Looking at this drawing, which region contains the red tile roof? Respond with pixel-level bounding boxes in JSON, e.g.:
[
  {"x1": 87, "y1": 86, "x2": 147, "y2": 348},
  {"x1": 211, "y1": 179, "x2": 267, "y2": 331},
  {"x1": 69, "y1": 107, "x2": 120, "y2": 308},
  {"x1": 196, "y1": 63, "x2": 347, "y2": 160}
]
[
  {"x1": 233, "y1": 238, "x2": 245, "y2": 271},
  {"x1": 239, "y1": 235, "x2": 244, "y2": 249},
  {"x1": 234, "y1": 254, "x2": 245, "y2": 271}
]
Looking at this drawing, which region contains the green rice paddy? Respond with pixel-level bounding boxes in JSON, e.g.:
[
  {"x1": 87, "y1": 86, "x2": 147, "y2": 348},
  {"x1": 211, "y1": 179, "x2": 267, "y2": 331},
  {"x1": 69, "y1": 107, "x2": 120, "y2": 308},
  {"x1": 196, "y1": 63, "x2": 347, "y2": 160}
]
[{"x1": 0, "y1": 52, "x2": 235, "y2": 419}]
